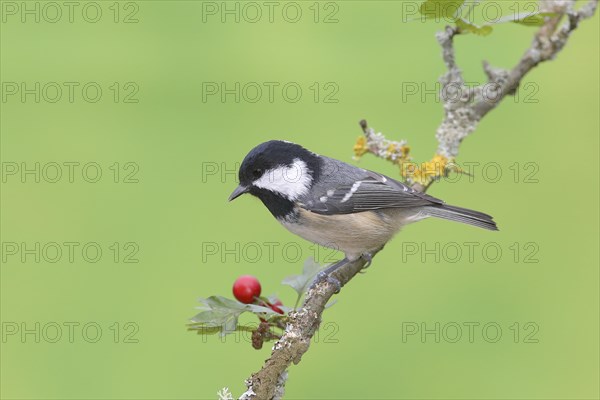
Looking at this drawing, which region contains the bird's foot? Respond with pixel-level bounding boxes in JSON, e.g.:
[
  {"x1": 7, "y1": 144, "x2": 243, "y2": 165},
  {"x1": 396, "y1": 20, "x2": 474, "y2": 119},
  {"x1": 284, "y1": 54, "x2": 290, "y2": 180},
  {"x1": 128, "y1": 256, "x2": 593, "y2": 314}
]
[
  {"x1": 360, "y1": 246, "x2": 384, "y2": 271},
  {"x1": 311, "y1": 271, "x2": 342, "y2": 294},
  {"x1": 309, "y1": 258, "x2": 348, "y2": 293},
  {"x1": 361, "y1": 252, "x2": 374, "y2": 270}
]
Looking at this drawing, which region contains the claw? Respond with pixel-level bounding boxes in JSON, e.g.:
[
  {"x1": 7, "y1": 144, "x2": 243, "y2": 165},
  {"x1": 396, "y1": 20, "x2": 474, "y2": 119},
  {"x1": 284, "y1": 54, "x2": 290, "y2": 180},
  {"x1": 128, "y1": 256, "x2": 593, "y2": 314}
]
[
  {"x1": 309, "y1": 258, "x2": 348, "y2": 293},
  {"x1": 310, "y1": 271, "x2": 342, "y2": 293},
  {"x1": 361, "y1": 246, "x2": 384, "y2": 271},
  {"x1": 361, "y1": 252, "x2": 374, "y2": 270}
]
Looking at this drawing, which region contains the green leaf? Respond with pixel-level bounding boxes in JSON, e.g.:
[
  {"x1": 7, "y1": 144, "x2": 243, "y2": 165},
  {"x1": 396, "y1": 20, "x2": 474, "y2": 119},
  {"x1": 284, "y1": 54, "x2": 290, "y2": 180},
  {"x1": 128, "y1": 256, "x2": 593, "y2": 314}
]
[
  {"x1": 190, "y1": 310, "x2": 240, "y2": 335},
  {"x1": 276, "y1": 305, "x2": 293, "y2": 314},
  {"x1": 456, "y1": 18, "x2": 493, "y2": 36},
  {"x1": 516, "y1": 12, "x2": 559, "y2": 26},
  {"x1": 190, "y1": 310, "x2": 232, "y2": 325},
  {"x1": 234, "y1": 325, "x2": 257, "y2": 333},
  {"x1": 197, "y1": 296, "x2": 246, "y2": 311},
  {"x1": 495, "y1": 12, "x2": 558, "y2": 27},
  {"x1": 187, "y1": 324, "x2": 222, "y2": 335},
  {"x1": 187, "y1": 323, "x2": 261, "y2": 336},
  {"x1": 282, "y1": 258, "x2": 324, "y2": 297},
  {"x1": 246, "y1": 303, "x2": 280, "y2": 315},
  {"x1": 419, "y1": 0, "x2": 466, "y2": 20},
  {"x1": 282, "y1": 258, "x2": 330, "y2": 309},
  {"x1": 189, "y1": 296, "x2": 279, "y2": 336}
]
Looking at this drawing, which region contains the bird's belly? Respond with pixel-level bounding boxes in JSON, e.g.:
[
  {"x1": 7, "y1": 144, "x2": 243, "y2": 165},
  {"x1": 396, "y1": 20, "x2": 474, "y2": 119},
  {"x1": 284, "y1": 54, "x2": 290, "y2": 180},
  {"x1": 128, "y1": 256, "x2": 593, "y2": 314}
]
[{"x1": 279, "y1": 208, "x2": 417, "y2": 260}]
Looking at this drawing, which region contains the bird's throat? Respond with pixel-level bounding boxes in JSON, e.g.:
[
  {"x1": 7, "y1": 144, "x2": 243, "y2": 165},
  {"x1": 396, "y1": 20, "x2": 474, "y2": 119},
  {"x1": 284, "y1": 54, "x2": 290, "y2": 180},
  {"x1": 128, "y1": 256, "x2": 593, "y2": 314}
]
[{"x1": 251, "y1": 187, "x2": 296, "y2": 220}]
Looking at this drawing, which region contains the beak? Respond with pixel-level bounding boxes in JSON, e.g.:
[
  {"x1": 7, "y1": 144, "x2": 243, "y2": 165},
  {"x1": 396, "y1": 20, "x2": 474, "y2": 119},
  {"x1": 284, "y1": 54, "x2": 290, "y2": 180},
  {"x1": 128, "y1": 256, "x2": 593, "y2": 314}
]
[{"x1": 228, "y1": 185, "x2": 249, "y2": 201}]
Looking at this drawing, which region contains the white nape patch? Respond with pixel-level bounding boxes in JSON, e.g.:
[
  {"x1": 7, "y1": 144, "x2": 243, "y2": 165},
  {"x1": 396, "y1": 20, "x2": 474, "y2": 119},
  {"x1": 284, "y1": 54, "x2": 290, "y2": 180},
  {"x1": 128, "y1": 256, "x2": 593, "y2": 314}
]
[
  {"x1": 326, "y1": 190, "x2": 335, "y2": 197},
  {"x1": 253, "y1": 158, "x2": 311, "y2": 200},
  {"x1": 341, "y1": 181, "x2": 362, "y2": 203},
  {"x1": 381, "y1": 176, "x2": 387, "y2": 183},
  {"x1": 319, "y1": 196, "x2": 327, "y2": 202}
]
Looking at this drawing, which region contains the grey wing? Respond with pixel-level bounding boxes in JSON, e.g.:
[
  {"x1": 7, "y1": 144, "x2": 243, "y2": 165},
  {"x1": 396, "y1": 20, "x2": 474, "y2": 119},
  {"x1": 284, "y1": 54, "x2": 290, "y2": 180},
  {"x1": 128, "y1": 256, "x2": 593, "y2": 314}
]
[{"x1": 300, "y1": 168, "x2": 444, "y2": 215}]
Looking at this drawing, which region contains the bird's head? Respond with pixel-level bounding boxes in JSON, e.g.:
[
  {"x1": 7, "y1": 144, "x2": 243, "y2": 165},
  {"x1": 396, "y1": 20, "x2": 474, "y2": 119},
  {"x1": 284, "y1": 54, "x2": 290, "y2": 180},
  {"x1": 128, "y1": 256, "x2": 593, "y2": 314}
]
[{"x1": 228, "y1": 140, "x2": 321, "y2": 202}]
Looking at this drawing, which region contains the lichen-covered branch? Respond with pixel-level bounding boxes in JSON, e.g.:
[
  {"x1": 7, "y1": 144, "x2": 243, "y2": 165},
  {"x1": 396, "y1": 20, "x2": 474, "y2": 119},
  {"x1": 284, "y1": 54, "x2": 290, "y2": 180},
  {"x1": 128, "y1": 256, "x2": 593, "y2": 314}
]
[
  {"x1": 355, "y1": 120, "x2": 452, "y2": 192},
  {"x1": 473, "y1": 0, "x2": 598, "y2": 117},
  {"x1": 356, "y1": 0, "x2": 597, "y2": 180},
  {"x1": 239, "y1": 1, "x2": 597, "y2": 398}
]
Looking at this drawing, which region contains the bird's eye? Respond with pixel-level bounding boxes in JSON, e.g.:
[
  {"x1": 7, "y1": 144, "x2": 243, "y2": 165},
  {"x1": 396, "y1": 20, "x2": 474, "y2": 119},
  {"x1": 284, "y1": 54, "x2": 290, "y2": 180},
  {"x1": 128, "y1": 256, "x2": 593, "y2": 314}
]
[{"x1": 252, "y1": 168, "x2": 262, "y2": 178}]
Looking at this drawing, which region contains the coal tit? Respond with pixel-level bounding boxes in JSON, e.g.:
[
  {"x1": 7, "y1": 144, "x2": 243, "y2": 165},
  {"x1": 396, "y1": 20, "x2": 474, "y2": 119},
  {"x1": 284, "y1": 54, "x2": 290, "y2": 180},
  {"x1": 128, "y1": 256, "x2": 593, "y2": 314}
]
[{"x1": 229, "y1": 140, "x2": 497, "y2": 263}]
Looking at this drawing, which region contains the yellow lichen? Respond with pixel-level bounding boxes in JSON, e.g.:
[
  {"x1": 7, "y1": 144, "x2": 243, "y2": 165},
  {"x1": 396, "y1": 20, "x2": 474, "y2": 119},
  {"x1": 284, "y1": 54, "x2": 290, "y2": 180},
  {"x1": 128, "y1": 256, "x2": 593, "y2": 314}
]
[
  {"x1": 399, "y1": 154, "x2": 455, "y2": 186},
  {"x1": 385, "y1": 144, "x2": 396, "y2": 160},
  {"x1": 400, "y1": 145, "x2": 410, "y2": 158},
  {"x1": 352, "y1": 133, "x2": 464, "y2": 188},
  {"x1": 353, "y1": 136, "x2": 368, "y2": 158}
]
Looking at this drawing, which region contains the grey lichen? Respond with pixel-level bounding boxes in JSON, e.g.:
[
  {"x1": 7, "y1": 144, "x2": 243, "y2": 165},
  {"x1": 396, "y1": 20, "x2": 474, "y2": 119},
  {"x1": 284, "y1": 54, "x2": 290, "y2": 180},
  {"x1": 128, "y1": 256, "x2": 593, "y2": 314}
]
[{"x1": 435, "y1": 106, "x2": 480, "y2": 158}]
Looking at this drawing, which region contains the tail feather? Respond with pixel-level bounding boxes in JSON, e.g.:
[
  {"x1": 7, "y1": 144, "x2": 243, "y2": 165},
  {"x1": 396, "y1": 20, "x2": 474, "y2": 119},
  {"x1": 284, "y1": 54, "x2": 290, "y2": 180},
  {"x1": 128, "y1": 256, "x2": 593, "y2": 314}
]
[{"x1": 424, "y1": 204, "x2": 498, "y2": 231}]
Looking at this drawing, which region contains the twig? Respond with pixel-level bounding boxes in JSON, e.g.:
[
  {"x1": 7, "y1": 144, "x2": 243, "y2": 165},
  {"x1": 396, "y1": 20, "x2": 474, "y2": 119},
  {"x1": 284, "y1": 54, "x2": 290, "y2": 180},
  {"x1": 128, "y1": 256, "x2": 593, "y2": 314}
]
[
  {"x1": 359, "y1": 0, "x2": 597, "y2": 163},
  {"x1": 472, "y1": 0, "x2": 598, "y2": 118},
  {"x1": 238, "y1": 1, "x2": 597, "y2": 398}
]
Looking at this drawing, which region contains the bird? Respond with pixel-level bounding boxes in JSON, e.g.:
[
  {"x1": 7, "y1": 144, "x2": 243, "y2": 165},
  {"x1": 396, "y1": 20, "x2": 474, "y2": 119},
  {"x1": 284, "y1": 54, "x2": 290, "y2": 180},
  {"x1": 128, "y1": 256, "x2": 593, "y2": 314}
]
[{"x1": 229, "y1": 140, "x2": 497, "y2": 280}]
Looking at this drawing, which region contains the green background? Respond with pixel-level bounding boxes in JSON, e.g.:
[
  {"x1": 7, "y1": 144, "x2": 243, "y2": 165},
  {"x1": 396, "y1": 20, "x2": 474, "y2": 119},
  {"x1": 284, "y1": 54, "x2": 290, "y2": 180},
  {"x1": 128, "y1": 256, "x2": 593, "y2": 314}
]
[{"x1": 1, "y1": 1, "x2": 598, "y2": 399}]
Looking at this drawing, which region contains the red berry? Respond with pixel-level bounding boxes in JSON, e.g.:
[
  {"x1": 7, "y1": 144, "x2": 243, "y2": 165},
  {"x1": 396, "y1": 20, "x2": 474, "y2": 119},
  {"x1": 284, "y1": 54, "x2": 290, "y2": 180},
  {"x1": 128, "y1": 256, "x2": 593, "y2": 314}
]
[
  {"x1": 232, "y1": 275, "x2": 261, "y2": 304},
  {"x1": 269, "y1": 299, "x2": 284, "y2": 314}
]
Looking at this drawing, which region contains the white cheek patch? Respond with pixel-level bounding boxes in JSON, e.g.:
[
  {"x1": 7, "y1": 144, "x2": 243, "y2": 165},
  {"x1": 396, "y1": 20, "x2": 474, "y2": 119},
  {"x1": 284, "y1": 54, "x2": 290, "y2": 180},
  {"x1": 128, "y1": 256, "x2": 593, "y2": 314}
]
[{"x1": 253, "y1": 158, "x2": 312, "y2": 200}]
